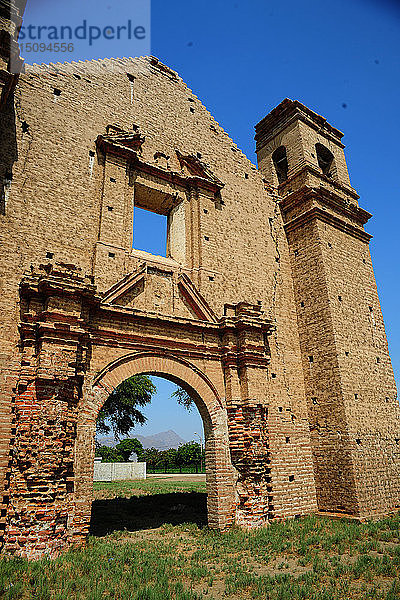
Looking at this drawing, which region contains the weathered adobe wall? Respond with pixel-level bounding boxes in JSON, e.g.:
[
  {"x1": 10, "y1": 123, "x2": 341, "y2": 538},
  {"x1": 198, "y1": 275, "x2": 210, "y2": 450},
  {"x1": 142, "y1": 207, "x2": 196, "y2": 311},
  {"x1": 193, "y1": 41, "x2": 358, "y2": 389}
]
[{"x1": 0, "y1": 55, "x2": 317, "y2": 549}]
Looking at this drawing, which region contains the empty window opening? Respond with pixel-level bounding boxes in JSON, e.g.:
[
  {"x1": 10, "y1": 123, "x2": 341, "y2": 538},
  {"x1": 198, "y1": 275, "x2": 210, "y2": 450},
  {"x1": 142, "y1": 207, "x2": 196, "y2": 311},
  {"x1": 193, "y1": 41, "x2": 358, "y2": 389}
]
[
  {"x1": 315, "y1": 143, "x2": 334, "y2": 176},
  {"x1": 272, "y1": 146, "x2": 289, "y2": 184},
  {"x1": 133, "y1": 206, "x2": 167, "y2": 257}
]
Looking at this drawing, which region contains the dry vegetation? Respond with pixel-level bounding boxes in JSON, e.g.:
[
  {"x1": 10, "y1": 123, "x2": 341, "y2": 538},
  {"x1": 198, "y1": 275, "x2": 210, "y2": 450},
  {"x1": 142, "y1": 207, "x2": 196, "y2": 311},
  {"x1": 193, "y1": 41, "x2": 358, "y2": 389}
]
[{"x1": 1, "y1": 479, "x2": 400, "y2": 599}]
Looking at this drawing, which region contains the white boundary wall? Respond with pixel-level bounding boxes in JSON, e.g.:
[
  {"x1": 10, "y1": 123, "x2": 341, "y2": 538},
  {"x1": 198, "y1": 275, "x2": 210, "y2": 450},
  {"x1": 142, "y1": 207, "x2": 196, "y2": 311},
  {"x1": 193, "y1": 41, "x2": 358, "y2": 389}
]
[{"x1": 94, "y1": 461, "x2": 146, "y2": 482}]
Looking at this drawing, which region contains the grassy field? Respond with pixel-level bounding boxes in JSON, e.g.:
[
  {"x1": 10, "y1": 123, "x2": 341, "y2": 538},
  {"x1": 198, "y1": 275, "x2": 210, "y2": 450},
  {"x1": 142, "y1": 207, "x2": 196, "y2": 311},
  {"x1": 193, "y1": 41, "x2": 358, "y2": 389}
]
[{"x1": 1, "y1": 479, "x2": 400, "y2": 599}]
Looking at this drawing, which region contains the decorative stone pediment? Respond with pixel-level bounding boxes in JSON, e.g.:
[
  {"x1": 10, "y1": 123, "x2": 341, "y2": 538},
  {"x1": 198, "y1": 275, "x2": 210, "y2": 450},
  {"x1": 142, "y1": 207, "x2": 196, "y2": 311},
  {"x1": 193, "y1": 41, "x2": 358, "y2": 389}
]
[
  {"x1": 176, "y1": 150, "x2": 224, "y2": 189},
  {"x1": 96, "y1": 125, "x2": 145, "y2": 156},
  {"x1": 101, "y1": 263, "x2": 217, "y2": 322}
]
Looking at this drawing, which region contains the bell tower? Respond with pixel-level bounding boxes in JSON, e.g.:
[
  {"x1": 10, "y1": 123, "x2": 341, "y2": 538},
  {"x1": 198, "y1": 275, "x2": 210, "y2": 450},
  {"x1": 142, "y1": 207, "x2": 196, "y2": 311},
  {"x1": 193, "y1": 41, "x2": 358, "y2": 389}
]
[{"x1": 256, "y1": 99, "x2": 399, "y2": 516}]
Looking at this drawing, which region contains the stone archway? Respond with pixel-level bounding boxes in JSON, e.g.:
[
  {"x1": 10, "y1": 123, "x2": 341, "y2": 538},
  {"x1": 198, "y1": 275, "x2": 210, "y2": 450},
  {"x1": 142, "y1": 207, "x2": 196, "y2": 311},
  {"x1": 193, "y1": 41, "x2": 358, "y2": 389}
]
[{"x1": 71, "y1": 352, "x2": 236, "y2": 546}]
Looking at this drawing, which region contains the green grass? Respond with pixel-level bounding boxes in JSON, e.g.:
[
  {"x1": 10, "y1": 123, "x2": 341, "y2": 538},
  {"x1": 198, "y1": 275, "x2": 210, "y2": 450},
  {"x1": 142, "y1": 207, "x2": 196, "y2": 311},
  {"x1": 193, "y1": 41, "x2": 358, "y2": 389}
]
[
  {"x1": 1, "y1": 479, "x2": 400, "y2": 599},
  {"x1": 93, "y1": 478, "x2": 206, "y2": 498}
]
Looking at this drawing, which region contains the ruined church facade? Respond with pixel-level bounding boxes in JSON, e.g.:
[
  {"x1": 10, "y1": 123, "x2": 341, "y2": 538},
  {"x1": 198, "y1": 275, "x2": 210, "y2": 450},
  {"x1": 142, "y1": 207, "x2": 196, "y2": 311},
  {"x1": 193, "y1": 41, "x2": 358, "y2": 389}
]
[{"x1": 0, "y1": 3, "x2": 399, "y2": 559}]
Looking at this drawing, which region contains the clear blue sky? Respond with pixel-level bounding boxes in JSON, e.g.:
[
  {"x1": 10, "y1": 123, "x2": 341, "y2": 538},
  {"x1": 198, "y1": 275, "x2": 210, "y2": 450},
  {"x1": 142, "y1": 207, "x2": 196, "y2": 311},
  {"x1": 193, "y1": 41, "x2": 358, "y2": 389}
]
[{"x1": 23, "y1": 0, "x2": 400, "y2": 436}]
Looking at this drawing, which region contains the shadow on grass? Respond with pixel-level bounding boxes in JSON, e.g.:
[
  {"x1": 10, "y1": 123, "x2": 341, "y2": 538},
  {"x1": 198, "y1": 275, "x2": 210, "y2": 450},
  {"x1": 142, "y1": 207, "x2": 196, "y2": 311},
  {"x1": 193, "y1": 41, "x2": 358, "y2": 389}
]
[{"x1": 90, "y1": 492, "x2": 207, "y2": 536}]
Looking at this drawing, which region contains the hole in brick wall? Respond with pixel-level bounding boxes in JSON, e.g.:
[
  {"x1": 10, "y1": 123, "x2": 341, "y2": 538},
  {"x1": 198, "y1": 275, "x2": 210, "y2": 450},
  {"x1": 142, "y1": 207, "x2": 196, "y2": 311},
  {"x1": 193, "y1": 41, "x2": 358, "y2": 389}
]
[
  {"x1": 376, "y1": 357, "x2": 380, "y2": 363},
  {"x1": 328, "y1": 242, "x2": 332, "y2": 248},
  {"x1": 110, "y1": 177, "x2": 116, "y2": 183},
  {"x1": 395, "y1": 438, "x2": 400, "y2": 445},
  {"x1": 300, "y1": 301, "x2": 305, "y2": 307},
  {"x1": 188, "y1": 97, "x2": 195, "y2": 102},
  {"x1": 345, "y1": 351, "x2": 349, "y2": 356},
  {"x1": 108, "y1": 252, "x2": 115, "y2": 258},
  {"x1": 271, "y1": 373, "x2": 276, "y2": 378},
  {"x1": 363, "y1": 258, "x2": 366, "y2": 264},
  {"x1": 92, "y1": 374, "x2": 207, "y2": 532},
  {"x1": 245, "y1": 173, "x2": 249, "y2": 179},
  {"x1": 312, "y1": 397, "x2": 317, "y2": 405},
  {"x1": 356, "y1": 438, "x2": 362, "y2": 445},
  {"x1": 289, "y1": 475, "x2": 295, "y2": 482},
  {"x1": 197, "y1": 152, "x2": 202, "y2": 159},
  {"x1": 272, "y1": 146, "x2": 289, "y2": 183},
  {"x1": 338, "y1": 295, "x2": 342, "y2": 302},
  {"x1": 294, "y1": 249, "x2": 299, "y2": 257},
  {"x1": 386, "y1": 397, "x2": 390, "y2": 403},
  {"x1": 190, "y1": 107, "x2": 195, "y2": 113},
  {"x1": 89, "y1": 150, "x2": 95, "y2": 157},
  {"x1": 107, "y1": 206, "x2": 113, "y2": 212},
  {"x1": 369, "y1": 306, "x2": 373, "y2": 312},
  {"x1": 204, "y1": 236, "x2": 209, "y2": 241},
  {"x1": 203, "y1": 209, "x2": 208, "y2": 214},
  {"x1": 308, "y1": 355, "x2": 313, "y2": 363},
  {"x1": 278, "y1": 407, "x2": 283, "y2": 412},
  {"x1": 275, "y1": 257, "x2": 280, "y2": 263},
  {"x1": 208, "y1": 276, "x2": 214, "y2": 281},
  {"x1": 73, "y1": 74, "x2": 81, "y2": 79},
  {"x1": 21, "y1": 120, "x2": 29, "y2": 133},
  {"x1": 285, "y1": 436, "x2": 290, "y2": 443},
  {"x1": 133, "y1": 205, "x2": 167, "y2": 257},
  {"x1": 127, "y1": 73, "x2": 136, "y2": 82},
  {"x1": 257, "y1": 300, "x2": 262, "y2": 305},
  {"x1": 210, "y1": 124, "x2": 218, "y2": 133},
  {"x1": 354, "y1": 393, "x2": 358, "y2": 399},
  {"x1": 46, "y1": 252, "x2": 54, "y2": 259},
  {"x1": 53, "y1": 88, "x2": 61, "y2": 96}
]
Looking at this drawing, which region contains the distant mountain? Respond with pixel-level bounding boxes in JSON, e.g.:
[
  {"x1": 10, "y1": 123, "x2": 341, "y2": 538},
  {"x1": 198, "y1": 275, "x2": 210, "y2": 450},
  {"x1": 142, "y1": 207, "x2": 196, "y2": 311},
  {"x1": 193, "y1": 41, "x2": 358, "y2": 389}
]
[
  {"x1": 96, "y1": 429, "x2": 187, "y2": 450},
  {"x1": 135, "y1": 430, "x2": 186, "y2": 450}
]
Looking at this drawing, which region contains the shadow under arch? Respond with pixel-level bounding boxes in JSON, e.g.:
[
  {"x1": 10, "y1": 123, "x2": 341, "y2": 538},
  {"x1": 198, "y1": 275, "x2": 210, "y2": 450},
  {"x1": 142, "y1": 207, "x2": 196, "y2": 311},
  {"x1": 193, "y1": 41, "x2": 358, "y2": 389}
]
[{"x1": 71, "y1": 352, "x2": 236, "y2": 543}]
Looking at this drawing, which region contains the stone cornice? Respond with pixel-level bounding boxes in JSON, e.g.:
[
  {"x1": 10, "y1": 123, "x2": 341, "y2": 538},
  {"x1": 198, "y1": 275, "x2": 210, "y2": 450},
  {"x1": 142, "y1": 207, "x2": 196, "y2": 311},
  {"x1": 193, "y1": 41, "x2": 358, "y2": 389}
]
[
  {"x1": 280, "y1": 185, "x2": 371, "y2": 226},
  {"x1": 283, "y1": 206, "x2": 372, "y2": 243},
  {"x1": 96, "y1": 134, "x2": 224, "y2": 194}
]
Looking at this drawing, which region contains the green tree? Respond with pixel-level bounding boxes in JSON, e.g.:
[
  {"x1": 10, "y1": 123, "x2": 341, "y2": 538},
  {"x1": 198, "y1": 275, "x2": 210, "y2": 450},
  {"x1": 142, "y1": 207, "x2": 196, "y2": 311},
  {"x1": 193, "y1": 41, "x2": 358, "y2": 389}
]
[
  {"x1": 96, "y1": 374, "x2": 156, "y2": 438},
  {"x1": 177, "y1": 441, "x2": 202, "y2": 472},
  {"x1": 171, "y1": 386, "x2": 195, "y2": 411},
  {"x1": 95, "y1": 445, "x2": 124, "y2": 463},
  {"x1": 115, "y1": 438, "x2": 144, "y2": 462}
]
